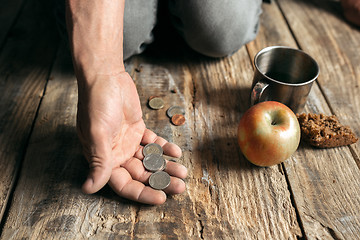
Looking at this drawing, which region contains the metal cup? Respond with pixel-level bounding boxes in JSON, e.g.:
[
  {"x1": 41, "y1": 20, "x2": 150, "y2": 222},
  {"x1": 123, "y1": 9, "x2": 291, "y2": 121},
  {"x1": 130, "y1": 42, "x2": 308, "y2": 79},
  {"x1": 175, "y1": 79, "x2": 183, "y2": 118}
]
[{"x1": 250, "y1": 46, "x2": 319, "y2": 113}]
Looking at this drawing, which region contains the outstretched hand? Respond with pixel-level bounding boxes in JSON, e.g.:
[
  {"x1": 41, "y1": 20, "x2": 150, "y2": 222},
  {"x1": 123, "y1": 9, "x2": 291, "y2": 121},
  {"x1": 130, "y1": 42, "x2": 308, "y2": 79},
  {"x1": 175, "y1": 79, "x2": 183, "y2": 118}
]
[{"x1": 76, "y1": 72, "x2": 187, "y2": 204}]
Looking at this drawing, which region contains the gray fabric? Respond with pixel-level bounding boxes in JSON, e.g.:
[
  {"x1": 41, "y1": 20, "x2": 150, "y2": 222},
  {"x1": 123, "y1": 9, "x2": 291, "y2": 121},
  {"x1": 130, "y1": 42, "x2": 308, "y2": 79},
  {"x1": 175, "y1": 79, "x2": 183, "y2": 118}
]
[
  {"x1": 168, "y1": 0, "x2": 262, "y2": 57},
  {"x1": 54, "y1": 0, "x2": 262, "y2": 59},
  {"x1": 123, "y1": 0, "x2": 158, "y2": 60}
]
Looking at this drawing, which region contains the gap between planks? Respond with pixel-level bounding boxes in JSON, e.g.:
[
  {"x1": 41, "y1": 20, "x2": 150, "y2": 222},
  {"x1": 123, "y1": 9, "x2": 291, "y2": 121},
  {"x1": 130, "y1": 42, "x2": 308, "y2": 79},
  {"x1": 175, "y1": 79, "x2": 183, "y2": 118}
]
[
  {"x1": 274, "y1": 0, "x2": 360, "y2": 171},
  {"x1": 0, "y1": 46, "x2": 58, "y2": 236}
]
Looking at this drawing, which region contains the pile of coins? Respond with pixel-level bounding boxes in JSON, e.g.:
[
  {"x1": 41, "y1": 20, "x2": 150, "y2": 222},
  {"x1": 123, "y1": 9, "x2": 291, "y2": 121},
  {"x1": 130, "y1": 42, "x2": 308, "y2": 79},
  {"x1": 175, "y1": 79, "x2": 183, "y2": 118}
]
[
  {"x1": 143, "y1": 143, "x2": 171, "y2": 190},
  {"x1": 148, "y1": 96, "x2": 186, "y2": 126}
]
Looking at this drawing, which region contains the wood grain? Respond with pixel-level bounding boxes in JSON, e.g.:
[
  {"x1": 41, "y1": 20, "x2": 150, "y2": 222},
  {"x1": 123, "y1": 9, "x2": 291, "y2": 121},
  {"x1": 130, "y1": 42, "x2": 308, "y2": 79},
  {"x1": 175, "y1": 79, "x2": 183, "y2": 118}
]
[
  {"x1": 1, "y1": 33, "x2": 301, "y2": 240},
  {"x1": 0, "y1": 47, "x2": 82, "y2": 239},
  {"x1": 0, "y1": 48, "x2": 197, "y2": 239},
  {"x1": 181, "y1": 47, "x2": 302, "y2": 239},
  {"x1": 277, "y1": 0, "x2": 360, "y2": 238},
  {"x1": 1, "y1": 47, "x2": 139, "y2": 240},
  {"x1": 248, "y1": 1, "x2": 360, "y2": 239},
  {"x1": 1, "y1": 0, "x2": 360, "y2": 239},
  {"x1": 277, "y1": 0, "x2": 360, "y2": 159},
  {"x1": 0, "y1": 0, "x2": 58, "y2": 226}
]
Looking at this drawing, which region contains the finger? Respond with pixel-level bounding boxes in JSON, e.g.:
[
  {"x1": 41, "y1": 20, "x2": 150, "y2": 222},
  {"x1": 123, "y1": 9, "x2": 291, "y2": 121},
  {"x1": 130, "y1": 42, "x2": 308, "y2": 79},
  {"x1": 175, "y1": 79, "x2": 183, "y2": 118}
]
[
  {"x1": 123, "y1": 156, "x2": 187, "y2": 181},
  {"x1": 81, "y1": 133, "x2": 113, "y2": 194},
  {"x1": 162, "y1": 141, "x2": 182, "y2": 158},
  {"x1": 163, "y1": 177, "x2": 186, "y2": 195},
  {"x1": 141, "y1": 129, "x2": 182, "y2": 158},
  {"x1": 122, "y1": 157, "x2": 186, "y2": 195},
  {"x1": 133, "y1": 142, "x2": 181, "y2": 159},
  {"x1": 82, "y1": 154, "x2": 113, "y2": 194},
  {"x1": 109, "y1": 168, "x2": 167, "y2": 205},
  {"x1": 122, "y1": 157, "x2": 152, "y2": 183},
  {"x1": 133, "y1": 145, "x2": 145, "y2": 159},
  {"x1": 165, "y1": 160, "x2": 188, "y2": 179}
]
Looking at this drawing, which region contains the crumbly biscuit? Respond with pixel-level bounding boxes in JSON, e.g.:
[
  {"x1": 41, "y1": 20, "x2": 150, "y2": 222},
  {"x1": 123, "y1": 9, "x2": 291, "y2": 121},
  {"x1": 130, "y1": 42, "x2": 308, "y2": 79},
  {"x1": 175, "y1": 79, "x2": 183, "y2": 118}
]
[{"x1": 297, "y1": 113, "x2": 358, "y2": 148}]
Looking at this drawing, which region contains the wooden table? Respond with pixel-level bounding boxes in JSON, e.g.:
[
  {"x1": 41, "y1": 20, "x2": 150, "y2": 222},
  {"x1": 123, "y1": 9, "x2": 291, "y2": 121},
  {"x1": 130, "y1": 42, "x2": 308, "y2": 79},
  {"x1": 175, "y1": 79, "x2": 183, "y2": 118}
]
[{"x1": 1, "y1": 0, "x2": 359, "y2": 239}]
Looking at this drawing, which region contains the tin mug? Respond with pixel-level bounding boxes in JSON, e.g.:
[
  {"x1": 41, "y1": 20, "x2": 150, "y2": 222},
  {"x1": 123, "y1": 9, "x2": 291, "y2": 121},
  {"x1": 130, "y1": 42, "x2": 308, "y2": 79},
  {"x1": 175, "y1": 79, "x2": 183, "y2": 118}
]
[{"x1": 250, "y1": 46, "x2": 319, "y2": 113}]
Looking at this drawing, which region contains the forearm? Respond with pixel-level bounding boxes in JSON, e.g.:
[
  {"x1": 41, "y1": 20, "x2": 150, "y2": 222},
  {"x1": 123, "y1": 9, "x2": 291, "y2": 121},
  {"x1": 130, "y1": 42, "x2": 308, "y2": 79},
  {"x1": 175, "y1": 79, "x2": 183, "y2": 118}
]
[{"x1": 66, "y1": 0, "x2": 126, "y2": 84}]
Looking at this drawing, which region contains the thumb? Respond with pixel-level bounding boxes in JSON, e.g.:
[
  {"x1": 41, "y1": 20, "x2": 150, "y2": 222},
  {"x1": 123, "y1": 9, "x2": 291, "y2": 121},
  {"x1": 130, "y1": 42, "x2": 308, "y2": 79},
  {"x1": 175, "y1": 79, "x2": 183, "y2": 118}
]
[{"x1": 82, "y1": 143, "x2": 113, "y2": 194}]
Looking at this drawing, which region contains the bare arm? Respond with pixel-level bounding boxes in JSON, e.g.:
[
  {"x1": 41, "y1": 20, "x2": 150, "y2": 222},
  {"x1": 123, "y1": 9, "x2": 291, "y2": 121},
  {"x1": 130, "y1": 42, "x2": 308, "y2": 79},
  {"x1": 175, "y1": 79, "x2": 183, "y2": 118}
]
[
  {"x1": 66, "y1": 0, "x2": 125, "y2": 83},
  {"x1": 65, "y1": 0, "x2": 187, "y2": 204}
]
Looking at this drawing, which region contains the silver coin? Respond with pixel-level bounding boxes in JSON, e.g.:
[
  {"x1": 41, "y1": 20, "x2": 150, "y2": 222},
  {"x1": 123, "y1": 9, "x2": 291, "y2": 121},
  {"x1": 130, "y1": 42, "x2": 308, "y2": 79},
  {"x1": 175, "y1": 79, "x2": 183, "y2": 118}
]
[
  {"x1": 159, "y1": 159, "x2": 167, "y2": 171},
  {"x1": 143, "y1": 154, "x2": 166, "y2": 172},
  {"x1": 149, "y1": 97, "x2": 164, "y2": 110},
  {"x1": 166, "y1": 106, "x2": 185, "y2": 118},
  {"x1": 143, "y1": 143, "x2": 163, "y2": 157},
  {"x1": 149, "y1": 171, "x2": 171, "y2": 190}
]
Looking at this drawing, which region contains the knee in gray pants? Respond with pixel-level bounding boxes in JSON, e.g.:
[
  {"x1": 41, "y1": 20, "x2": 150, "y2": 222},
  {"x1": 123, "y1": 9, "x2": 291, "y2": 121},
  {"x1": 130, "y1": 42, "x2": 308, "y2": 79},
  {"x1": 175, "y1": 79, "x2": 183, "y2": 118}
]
[
  {"x1": 53, "y1": 0, "x2": 158, "y2": 61},
  {"x1": 123, "y1": 0, "x2": 158, "y2": 60},
  {"x1": 169, "y1": 0, "x2": 262, "y2": 58},
  {"x1": 55, "y1": 0, "x2": 261, "y2": 60}
]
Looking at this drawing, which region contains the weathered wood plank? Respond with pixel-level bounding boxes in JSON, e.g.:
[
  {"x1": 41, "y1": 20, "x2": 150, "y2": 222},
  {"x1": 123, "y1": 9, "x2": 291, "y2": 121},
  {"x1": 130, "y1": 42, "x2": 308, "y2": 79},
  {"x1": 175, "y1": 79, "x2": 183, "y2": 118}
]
[
  {"x1": 0, "y1": 45, "x2": 200, "y2": 239},
  {"x1": 128, "y1": 11, "x2": 302, "y2": 238},
  {"x1": 248, "y1": 1, "x2": 360, "y2": 239},
  {"x1": 181, "y1": 48, "x2": 302, "y2": 239},
  {"x1": 3, "y1": 0, "x2": 359, "y2": 239},
  {"x1": 131, "y1": 56, "x2": 202, "y2": 239},
  {"x1": 1, "y1": 46, "x2": 135, "y2": 240},
  {"x1": 0, "y1": 0, "x2": 58, "y2": 227},
  {"x1": 1, "y1": 47, "x2": 82, "y2": 239},
  {"x1": 1, "y1": 2, "x2": 301, "y2": 240},
  {"x1": 0, "y1": 0, "x2": 24, "y2": 49},
  {"x1": 278, "y1": 0, "x2": 360, "y2": 238},
  {"x1": 277, "y1": 0, "x2": 360, "y2": 160},
  {"x1": 1, "y1": 21, "x2": 302, "y2": 240}
]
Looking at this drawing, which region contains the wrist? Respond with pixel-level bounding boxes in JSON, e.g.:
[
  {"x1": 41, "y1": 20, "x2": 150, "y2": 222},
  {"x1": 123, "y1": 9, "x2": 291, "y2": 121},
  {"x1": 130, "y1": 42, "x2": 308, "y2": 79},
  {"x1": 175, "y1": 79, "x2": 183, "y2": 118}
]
[
  {"x1": 73, "y1": 53, "x2": 126, "y2": 85},
  {"x1": 76, "y1": 69, "x2": 130, "y2": 95}
]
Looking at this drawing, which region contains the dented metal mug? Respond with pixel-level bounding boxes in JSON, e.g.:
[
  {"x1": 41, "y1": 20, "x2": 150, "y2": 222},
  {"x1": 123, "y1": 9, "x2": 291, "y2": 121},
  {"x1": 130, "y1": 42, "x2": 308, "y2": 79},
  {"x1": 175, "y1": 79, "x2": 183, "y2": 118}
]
[{"x1": 250, "y1": 46, "x2": 319, "y2": 113}]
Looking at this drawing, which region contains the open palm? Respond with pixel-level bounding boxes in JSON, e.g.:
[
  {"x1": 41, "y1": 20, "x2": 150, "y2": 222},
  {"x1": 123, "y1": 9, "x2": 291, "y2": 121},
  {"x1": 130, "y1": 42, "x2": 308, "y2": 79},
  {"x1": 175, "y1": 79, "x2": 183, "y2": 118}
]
[{"x1": 76, "y1": 72, "x2": 187, "y2": 204}]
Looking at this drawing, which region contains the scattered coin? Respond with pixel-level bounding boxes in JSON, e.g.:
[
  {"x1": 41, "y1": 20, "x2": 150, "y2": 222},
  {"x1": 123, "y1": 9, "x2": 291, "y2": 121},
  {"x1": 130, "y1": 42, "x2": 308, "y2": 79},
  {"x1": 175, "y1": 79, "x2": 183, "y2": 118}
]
[
  {"x1": 171, "y1": 114, "x2": 186, "y2": 126},
  {"x1": 143, "y1": 154, "x2": 166, "y2": 172},
  {"x1": 148, "y1": 97, "x2": 164, "y2": 110},
  {"x1": 166, "y1": 106, "x2": 185, "y2": 118},
  {"x1": 149, "y1": 171, "x2": 171, "y2": 190},
  {"x1": 143, "y1": 143, "x2": 163, "y2": 157}
]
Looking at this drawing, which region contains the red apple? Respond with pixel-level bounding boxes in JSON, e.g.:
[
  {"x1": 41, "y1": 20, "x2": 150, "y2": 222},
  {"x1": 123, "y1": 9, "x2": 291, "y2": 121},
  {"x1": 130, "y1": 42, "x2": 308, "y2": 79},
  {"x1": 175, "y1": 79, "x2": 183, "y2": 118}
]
[{"x1": 238, "y1": 101, "x2": 300, "y2": 167}]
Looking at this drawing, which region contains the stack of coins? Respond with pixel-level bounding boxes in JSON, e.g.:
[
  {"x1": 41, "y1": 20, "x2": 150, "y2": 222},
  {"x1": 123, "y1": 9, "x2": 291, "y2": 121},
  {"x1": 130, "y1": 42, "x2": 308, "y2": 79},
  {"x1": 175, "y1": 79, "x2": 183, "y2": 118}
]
[{"x1": 143, "y1": 143, "x2": 171, "y2": 190}]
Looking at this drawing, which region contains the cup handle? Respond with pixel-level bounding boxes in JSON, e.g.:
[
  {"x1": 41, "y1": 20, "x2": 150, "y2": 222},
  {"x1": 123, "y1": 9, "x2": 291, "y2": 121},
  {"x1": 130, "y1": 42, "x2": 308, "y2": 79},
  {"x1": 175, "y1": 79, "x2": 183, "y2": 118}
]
[{"x1": 250, "y1": 81, "x2": 269, "y2": 106}]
